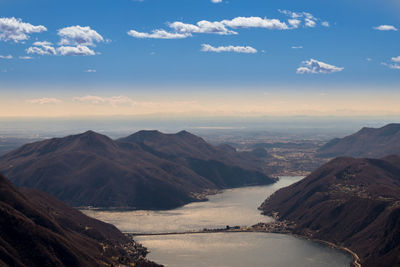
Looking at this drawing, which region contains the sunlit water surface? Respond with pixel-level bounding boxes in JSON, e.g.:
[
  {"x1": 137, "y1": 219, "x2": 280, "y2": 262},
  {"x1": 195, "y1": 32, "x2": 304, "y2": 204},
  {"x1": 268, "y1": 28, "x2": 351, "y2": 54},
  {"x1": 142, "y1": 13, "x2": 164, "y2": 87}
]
[
  {"x1": 83, "y1": 177, "x2": 352, "y2": 266},
  {"x1": 139, "y1": 233, "x2": 351, "y2": 267},
  {"x1": 83, "y1": 176, "x2": 302, "y2": 233}
]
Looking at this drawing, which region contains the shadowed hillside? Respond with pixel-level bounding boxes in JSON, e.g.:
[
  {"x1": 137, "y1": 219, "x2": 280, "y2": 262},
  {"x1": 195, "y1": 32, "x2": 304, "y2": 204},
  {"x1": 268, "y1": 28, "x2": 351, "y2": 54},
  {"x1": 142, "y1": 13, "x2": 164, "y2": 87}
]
[
  {"x1": 0, "y1": 173, "x2": 160, "y2": 267},
  {"x1": 260, "y1": 155, "x2": 400, "y2": 267},
  {"x1": 318, "y1": 123, "x2": 400, "y2": 158},
  {"x1": 0, "y1": 130, "x2": 275, "y2": 210}
]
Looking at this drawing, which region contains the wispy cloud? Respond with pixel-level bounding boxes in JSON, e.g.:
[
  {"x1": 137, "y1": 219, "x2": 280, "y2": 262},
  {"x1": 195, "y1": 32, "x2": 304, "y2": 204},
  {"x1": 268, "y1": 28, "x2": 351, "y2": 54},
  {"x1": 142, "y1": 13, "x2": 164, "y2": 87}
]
[
  {"x1": 84, "y1": 69, "x2": 96, "y2": 73},
  {"x1": 211, "y1": 0, "x2": 223, "y2": 3},
  {"x1": 382, "y1": 62, "x2": 400, "y2": 69},
  {"x1": 201, "y1": 44, "x2": 257, "y2": 53},
  {"x1": 297, "y1": 59, "x2": 344, "y2": 74},
  {"x1": 291, "y1": 46, "x2": 303, "y2": 49},
  {"x1": 0, "y1": 17, "x2": 47, "y2": 43},
  {"x1": 373, "y1": 25, "x2": 397, "y2": 31},
  {"x1": 0, "y1": 54, "x2": 12, "y2": 59},
  {"x1": 127, "y1": 29, "x2": 189, "y2": 39},
  {"x1": 278, "y1": 10, "x2": 328, "y2": 28},
  {"x1": 321, "y1": 21, "x2": 330, "y2": 27},
  {"x1": 73, "y1": 95, "x2": 135, "y2": 107},
  {"x1": 391, "y1": 56, "x2": 400, "y2": 63},
  {"x1": 382, "y1": 56, "x2": 400, "y2": 69},
  {"x1": 19, "y1": 56, "x2": 33, "y2": 60},
  {"x1": 26, "y1": 98, "x2": 62, "y2": 104}
]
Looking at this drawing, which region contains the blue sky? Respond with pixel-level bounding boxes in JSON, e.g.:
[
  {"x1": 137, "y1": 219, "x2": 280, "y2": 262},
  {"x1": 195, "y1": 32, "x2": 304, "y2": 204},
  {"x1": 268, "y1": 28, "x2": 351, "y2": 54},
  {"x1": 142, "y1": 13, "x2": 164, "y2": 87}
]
[{"x1": 0, "y1": 0, "x2": 399, "y2": 117}]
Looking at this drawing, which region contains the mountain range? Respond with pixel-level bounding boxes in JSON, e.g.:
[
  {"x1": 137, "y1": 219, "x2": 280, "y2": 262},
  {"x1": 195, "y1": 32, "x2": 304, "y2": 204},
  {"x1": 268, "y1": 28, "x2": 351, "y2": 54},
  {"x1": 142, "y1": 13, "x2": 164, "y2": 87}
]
[
  {"x1": 0, "y1": 173, "x2": 160, "y2": 267},
  {"x1": 318, "y1": 123, "x2": 400, "y2": 158},
  {"x1": 0, "y1": 130, "x2": 275, "y2": 210},
  {"x1": 260, "y1": 155, "x2": 400, "y2": 267}
]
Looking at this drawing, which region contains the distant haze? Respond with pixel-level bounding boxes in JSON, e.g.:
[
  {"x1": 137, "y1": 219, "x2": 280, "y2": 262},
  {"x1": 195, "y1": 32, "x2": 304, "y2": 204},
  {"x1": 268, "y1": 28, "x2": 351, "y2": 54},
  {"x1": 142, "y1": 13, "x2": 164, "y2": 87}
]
[
  {"x1": 0, "y1": 116, "x2": 398, "y2": 140},
  {"x1": 1, "y1": 89, "x2": 400, "y2": 118}
]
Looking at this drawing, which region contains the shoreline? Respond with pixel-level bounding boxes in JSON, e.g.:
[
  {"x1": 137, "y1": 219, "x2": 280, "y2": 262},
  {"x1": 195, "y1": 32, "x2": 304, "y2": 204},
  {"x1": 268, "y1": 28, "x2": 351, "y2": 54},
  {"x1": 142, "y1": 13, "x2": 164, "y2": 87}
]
[
  {"x1": 290, "y1": 234, "x2": 361, "y2": 267},
  {"x1": 127, "y1": 221, "x2": 361, "y2": 267}
]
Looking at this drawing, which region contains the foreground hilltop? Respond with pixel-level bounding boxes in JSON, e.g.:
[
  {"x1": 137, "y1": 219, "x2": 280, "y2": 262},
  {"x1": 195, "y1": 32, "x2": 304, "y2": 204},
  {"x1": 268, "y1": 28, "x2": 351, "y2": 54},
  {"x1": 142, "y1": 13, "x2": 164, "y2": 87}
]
[
  {"x1": 0, "y1": 130, "x2": 275, "y2": 209},
  {"x1": 318, "y1": 123, "x2": 400, "y2": 158},
  {"x1": 260, "y1": 155, "x2": 400, "y2": 267},
  {"x1": 0, "y1": 173, "x2": 160, "y2": 267}
]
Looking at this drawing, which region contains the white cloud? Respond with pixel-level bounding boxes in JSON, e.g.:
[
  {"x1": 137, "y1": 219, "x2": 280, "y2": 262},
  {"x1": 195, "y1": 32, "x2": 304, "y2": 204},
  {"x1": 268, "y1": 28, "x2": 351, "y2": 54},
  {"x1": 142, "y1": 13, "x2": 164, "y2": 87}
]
[
  {"x1": 127, "y1": 29, "x2": 190, "y2": 39},
  {"x1": 73, "y1": 95, "x2": 134, "y2": 107},
  {"x1": 127, "y1": 14, "x2": 311, "y2": 40},
  {"x1": 288, "y1": 19, "x2": 301, "y2": 29},
  {"x1": 391, "y1": 56, "x2": 400, "y2": 62},
  {"x1": 201, "y1": 44, "x2": 257, "y2": 53},
  {"x1": 221, "y1": 17, "x2": 289, "y2": 30},
  {"x1": 390, "y1": 64, "x2": 400, "y2": 69},
  {"x1": 169, "y1": 20, "x2": 237, "y2": 35},
  {"x1": 366, "y1": 58, "x2": 372, "y2": 61},
  {"x1": 0, "y1": 54, "x2": 12, "y2": 59},
  {"x1": 291, "y1": 46, "x2": 303, "y2": 49},
  {"x1": 373, "y1": 25, "x2": 398, "y2": 31},
  {"x1": 58, "y1": 25, "x2": 104, "y2": 46},
  {"x1": 26, "y1": 41, "x2": 56, "y2": 55},
  {"x1": 279, "y1": 10, "x2": 302, "y2": 19},
  {"x1": 211, "y1": 0, "x2": 222, "y2": 3},
  {"x1": 278, "y1": 10, "x2": 327, "y2": 28},
  {"x1": 57, "y1": 45, "x2": 95, "y2": 56},
  {"x1": 321, "y1": 21, "x2": 330, "y2": 27},
  {"x1": 26, "y1": 98, "x2": 62, "y2": 104},
  {"x1": 382, "y1": 62, "x2": 400, "y2": 70},
  {"x1": 19, "y1": 56, "x2": 33, "y2": 60},
  {"x1": 0, "y1": 17, "x2": 47, "y2": 43},
  {"x1": 26, "y1": 40, "x2": 97, "y2": 56},
  {"x1": 304, "y1": 18, "x2": 316, "y2": 28},
  {"x1": 84, "y1": 69, "x2": 96, "y2": 73},
  {"x1": 296, "y1": 59, "x2": 344, "y2": 74}
]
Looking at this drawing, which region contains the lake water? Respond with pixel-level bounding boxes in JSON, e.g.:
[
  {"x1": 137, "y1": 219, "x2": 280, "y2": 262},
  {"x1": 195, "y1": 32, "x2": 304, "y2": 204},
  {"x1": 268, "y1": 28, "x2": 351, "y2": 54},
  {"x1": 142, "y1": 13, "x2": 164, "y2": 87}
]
[{"x1": 83, "y1": 176, "x2": 352, "y2": 267}]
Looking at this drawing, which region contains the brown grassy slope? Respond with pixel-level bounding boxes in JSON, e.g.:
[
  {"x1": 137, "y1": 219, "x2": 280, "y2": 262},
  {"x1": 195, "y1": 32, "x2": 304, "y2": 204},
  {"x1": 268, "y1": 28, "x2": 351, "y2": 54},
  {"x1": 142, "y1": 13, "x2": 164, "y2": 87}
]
[
  {"x1": 0, "y1": 173, "x2": 161, "y2": 267},
  {"x1": 260, "y1": 155, "x2": 400, "y2": 267},
  {"x1": 318, "y1": 123, "x2": 400, "y2": 158},
  {"x1": 0, "y1": 130, "x2": 274, "y2": 209}
]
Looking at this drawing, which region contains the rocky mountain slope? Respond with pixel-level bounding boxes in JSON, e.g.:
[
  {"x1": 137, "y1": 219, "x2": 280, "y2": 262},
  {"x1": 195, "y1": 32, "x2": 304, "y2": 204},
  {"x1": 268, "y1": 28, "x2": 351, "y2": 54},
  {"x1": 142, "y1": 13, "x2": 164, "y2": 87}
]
[
  {"x1": 0, "y1": 130, "x2": 275, "y2": 209},
  {"x1": 0, "y1": 173, "x2": 160, "y2": 267},
  {"x1": 260, "y1": 155, "x2": 400, "y2": 267}
]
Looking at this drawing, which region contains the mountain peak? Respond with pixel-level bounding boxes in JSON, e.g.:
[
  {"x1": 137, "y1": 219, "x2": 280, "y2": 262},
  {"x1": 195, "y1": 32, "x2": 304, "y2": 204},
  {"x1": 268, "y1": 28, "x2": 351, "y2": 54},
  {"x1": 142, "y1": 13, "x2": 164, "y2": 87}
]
[
  {"x1": 121, "y1": 130, "x2": 163, "y2": 143},
  {"x1": 177, "y1": 130, "x2": 191, "y2": 136},
  {"x1": 318, "y1": 123, "x2": 400, "y2": 158},
  {"x1": 64, "y1": 131, "x2": 116, "y2": 151},
  {"x1": 76, "y1": 130, "x2": 106, "y2": 139}
]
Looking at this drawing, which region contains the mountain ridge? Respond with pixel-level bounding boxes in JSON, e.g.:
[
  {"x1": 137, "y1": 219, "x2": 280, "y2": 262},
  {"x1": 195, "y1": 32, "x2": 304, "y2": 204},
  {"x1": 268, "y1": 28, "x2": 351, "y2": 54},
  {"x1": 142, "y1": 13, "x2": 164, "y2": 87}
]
[
  {"x1": 0, "y1": 173, "x2": 160, "y2": 267},
  {"x1": 260, "y1": 155, "x2": 400, "y2": 267},
  {"x1": 0, "y1": 130, "x2": 275, "y2": 210},
  {"x1": 318, "y1": 123, "x2": 400, "y2": 158}
]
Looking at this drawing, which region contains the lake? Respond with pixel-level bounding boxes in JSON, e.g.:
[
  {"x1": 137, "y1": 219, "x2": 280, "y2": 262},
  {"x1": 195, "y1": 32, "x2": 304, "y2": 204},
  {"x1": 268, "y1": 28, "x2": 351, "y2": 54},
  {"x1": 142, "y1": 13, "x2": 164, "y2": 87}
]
[{"x1": 83, "y1": 176, "x2": 352, "y2": 266}]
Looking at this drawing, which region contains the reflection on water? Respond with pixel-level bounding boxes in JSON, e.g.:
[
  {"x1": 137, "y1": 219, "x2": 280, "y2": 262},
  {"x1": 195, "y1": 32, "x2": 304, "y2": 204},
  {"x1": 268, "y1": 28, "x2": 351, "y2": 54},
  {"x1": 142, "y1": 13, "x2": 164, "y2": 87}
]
[
  {"x1": 137, "y1": 233, "x2": 352, "y2": 267},
  {"x1": 84, "y1": 176, "x2": 352, "y2": 266},
  {"x1": 82, "y1": 176, "x2": 303, "y2": 233}
]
